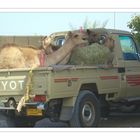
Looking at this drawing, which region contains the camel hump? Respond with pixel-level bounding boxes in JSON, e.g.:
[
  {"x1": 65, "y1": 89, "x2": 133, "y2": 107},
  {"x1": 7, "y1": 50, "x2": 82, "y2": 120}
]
[
  {"x1": 1, "y1": 43, "x2": 40, "y2": 51},
  {"x1": 1, "y1": 43, "x2": 18, "y2": 47},
  {"x1": 23, "y1": 45, "x2": 40, "y2": 50}
]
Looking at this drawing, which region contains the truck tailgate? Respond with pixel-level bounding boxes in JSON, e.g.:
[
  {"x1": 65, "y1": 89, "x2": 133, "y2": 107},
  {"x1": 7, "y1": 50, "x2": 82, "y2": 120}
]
[{"x1": 0, "y1": 68, "x2": 49, "y2": 96}]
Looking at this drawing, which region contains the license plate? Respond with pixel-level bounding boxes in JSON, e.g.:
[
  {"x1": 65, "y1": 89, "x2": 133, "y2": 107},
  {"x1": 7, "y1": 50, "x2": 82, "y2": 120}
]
[{"x1": 27, "y1": 108, "x2": 42, "y2": 116}]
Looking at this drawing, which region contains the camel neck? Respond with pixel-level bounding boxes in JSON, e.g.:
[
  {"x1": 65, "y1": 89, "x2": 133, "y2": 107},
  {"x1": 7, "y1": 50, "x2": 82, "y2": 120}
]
[{"x1": 46, "y1": 38, "x2": 76, "y2": 66}]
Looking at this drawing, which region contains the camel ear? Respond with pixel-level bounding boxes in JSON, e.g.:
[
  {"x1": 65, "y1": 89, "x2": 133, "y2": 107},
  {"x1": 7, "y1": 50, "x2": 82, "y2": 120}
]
[
  {"x1": 67, "y1": 31, "x2": 73, "y2": 37},
  {"x1": 42, "y1": 36, "x2": 48, "y2": 41},
  {"x1": 87, "y1": 29, "x2": 91, "y2": 35}
]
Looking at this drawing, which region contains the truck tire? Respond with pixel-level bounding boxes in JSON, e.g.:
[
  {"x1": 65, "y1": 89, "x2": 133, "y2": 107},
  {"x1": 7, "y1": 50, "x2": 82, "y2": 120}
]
[{"x1": 69, "y1": 90, "x2": 100, "y2": 127}]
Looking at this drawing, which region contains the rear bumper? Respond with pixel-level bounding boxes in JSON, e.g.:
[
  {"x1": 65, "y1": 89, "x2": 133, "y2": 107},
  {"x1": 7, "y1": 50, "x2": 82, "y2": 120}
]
[{"x1": 0, "y1": 101, "x2": 47, "y2": 117}]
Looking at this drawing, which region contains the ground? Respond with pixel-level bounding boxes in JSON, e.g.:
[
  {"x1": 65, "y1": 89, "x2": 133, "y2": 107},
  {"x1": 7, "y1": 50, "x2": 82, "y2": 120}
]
[
  {"x1": 0, "y1": 111, "x2": 140, "y2": 127},
  {"x1": 34, "y1": 112, "x2": 140, "y2": 127}
]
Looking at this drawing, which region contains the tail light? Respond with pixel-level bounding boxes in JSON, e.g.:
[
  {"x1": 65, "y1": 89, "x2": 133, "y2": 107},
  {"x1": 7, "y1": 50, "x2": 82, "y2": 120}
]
[{"x1": 33, "y1": 95, "x2": 46, "y2": 102}]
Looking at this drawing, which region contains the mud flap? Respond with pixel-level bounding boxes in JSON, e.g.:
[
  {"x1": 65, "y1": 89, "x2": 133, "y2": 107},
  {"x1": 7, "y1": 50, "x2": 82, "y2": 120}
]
[{"x1": 59, "y1": 106, "x2": 73, "y2": 121}]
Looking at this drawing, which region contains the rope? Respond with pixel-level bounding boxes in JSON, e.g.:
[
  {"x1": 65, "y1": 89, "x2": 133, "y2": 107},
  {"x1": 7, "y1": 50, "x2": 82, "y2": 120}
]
[
  {"x1": 17, "y1": 68, "x2": 34, "y2": 112},
  {"x1": 25, "y1": 68, "x2": 33, "y2": 101}
]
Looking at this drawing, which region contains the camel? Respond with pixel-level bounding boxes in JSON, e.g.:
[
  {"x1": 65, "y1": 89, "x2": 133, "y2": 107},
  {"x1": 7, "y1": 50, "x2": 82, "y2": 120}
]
[
  {"x1": 41, "y1": 35, "x2": 55, "y2": 54},
  {"x1": 0, "y1": 44, "x2": 41, "y2": 69},
  {"x1": 42, "y1": 33, "x2": 72, "y2": 65},
  {"x1": 86, "y1": 29, "x2": 115, "y2": 66},
  {"x1": 0, "y1": 31, "x2": 88, "y2": 69},
  {"x1": 86, "y1": 29, "x2": 114, "y2": 51}
]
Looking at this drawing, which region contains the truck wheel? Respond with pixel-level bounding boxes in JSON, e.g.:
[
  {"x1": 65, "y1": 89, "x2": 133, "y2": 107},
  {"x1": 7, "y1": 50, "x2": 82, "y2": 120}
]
[{"x1": 69, "y1": 90, "x2": 100, "y2": 127}]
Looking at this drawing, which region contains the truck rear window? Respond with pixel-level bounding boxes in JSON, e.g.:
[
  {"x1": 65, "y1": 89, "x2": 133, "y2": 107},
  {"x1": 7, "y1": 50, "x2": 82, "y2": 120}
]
[{"x1": 119, "y1": 36, "x2": 139, "y2": 60}]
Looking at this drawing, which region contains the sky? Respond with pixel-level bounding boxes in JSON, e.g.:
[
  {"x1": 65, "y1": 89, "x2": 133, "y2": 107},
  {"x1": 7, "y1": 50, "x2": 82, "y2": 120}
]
[{"x1": 0, "y1": 12, "x2": 139, "y2": 35}]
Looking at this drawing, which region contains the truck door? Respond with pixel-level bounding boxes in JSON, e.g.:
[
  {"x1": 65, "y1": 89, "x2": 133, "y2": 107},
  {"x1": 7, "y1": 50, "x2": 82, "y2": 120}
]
[{"x1": 119, "y1": 35, "x2": 140, "y2": 98}]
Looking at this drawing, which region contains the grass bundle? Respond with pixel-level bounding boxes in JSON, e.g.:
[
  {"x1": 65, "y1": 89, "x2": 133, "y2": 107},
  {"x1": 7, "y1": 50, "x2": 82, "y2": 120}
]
[{"x1": 68, "y1": 43, "x2": 113, "y2": 66}]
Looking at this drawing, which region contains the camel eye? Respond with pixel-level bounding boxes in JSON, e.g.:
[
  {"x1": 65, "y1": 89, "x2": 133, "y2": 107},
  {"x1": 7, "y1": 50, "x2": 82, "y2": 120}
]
[
  {"x1": 74, "y1": 34, "x2": 79, "y2": 38},
  {"x1": 98, "y1": 35, "x2": 106, "y2": 45}
]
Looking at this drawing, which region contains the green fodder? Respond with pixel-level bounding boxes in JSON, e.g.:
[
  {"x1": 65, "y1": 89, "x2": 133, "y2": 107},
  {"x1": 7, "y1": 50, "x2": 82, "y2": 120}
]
[{"x1": 68, "y1": 43, "x2": 112, "y2": 65}]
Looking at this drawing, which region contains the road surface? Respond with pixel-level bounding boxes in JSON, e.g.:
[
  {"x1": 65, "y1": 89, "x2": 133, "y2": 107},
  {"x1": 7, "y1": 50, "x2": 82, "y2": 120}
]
[
  {"x1": 0, "y1": 111, "x2": 140, "y2": 127},
  {"x1": 34, "y1": 112, "x2": 140, "y2": 127}
]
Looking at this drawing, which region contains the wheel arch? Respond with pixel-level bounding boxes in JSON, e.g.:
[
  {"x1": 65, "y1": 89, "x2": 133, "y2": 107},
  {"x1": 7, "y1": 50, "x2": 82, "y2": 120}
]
[
  {"x1": 79, "y1": 83, "x2": 99, "y2": 98},
  {"x1": 59, "y1": 83, "x2": 99, "y2": 122}
]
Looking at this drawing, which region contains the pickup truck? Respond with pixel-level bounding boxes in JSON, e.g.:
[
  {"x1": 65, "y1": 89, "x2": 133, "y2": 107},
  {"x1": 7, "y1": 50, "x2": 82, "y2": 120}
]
[{"x1": 0, "y1": 28, "x2": 140, "y2": 127}]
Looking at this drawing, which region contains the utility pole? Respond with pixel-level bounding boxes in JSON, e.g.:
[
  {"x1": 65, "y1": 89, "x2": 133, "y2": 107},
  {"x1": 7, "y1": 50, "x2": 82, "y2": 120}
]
[{"x1": 114, "y1": 12, "x2": 116, "y2": 29}]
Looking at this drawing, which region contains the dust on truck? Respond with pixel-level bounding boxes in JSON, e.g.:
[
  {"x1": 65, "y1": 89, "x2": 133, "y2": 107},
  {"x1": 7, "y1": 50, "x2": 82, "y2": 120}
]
[{"x1": 0, "y1": 28, "x2": 140, "y2": 127}]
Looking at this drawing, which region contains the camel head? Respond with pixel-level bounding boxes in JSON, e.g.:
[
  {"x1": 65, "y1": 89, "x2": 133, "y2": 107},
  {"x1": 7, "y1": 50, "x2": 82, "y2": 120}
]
[
  {"x1": 87, "y1": 29, "x2": 101, "y2": 44},
  {"x1": 87, "y1": 29, "x2": 114, "y2": 51},
  {"x1": 65, "y1": 31, "x2": 88, "y2": 47},
  {"x1": 41, "y1": 35, "x2": 54, "y2": 54}
]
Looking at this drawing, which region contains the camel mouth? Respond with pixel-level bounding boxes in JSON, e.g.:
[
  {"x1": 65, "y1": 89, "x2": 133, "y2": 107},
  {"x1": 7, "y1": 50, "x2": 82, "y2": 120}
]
[
  {"x1": 82, "y1": 34, "x2": 88, "y2": 40},
  {"x1": 82, "y1": 36, "x2": 89, "y2": 43},
  {"x1": 82, "y1": 37, "x2": 87, "y2": 40}
]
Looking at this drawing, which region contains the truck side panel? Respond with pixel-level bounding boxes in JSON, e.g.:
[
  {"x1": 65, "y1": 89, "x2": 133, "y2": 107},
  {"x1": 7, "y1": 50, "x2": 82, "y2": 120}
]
[{"x1": 49, "y1": 67, "x2": 121, "y2": 100}]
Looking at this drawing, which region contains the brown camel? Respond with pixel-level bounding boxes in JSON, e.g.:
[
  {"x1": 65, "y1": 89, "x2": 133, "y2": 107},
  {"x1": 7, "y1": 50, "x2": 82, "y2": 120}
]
[
  {"x1": 41, "y1": 35, "x2": 55, "y2": 54},
  {"x1": 87, "y1": 29, "x2": 114, "y2": 51},
  {"x1": 42, "y1": 33, "x2": 72, "y2": 65},
  {"x1": 86, "y1": 29, "x2": 115, "y2": 66},
  {"x1": 0, "y1": 31, "x2": 88, "y2": 69}
]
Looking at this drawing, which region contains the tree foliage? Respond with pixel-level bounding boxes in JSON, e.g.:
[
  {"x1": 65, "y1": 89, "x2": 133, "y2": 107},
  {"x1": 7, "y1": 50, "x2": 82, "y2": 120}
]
[
  {"x1": 69, "y1": 17, "x2": 108, "y2": 30},
  {"x1": 128, "y1": 15, "x2": 140, "y2": 46},
  {"x1": 83, "y1": 17, "x2": 108, "y2": 29}
]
